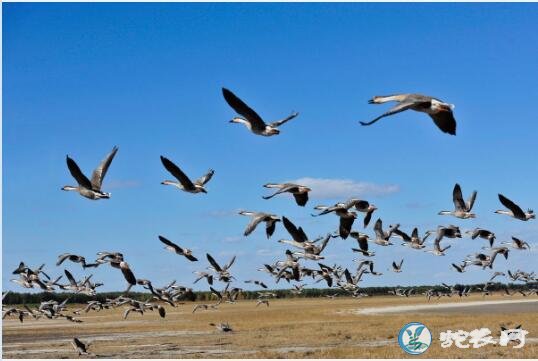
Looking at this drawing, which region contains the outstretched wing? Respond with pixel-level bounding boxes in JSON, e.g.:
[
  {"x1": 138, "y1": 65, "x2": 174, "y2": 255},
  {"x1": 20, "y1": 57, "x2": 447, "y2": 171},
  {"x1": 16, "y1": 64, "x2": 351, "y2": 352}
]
[
  {"x1": 66, "y1": 156, "x2": 92, "y2": 189},
  {"x1": 498, "y1": 194, "x2": 526, "y2": 219},
  {"x1": 194, "y1": 169, "x2": 215, "y2": 186},
  {"x1": 282, "y1": 217, "x2": 307, "y2": 243},
  {"x1": 91, "y1": 146, "x2": 118, "y2": 191},
  {"x1": 160, "y1": 156, "x2": 196, "y2": 190},
  {"x1": 158, "y1": 235, "x2": 181, "y2": 253},
  {"x1": 466, "y1": 190, "x2": 477, "y2": 211},
  {"x1": 360, "y1": 101, "x2": 416, "y2": 126},
  {"x1": 293, "y1": 192, "x2": 309, "y2": 207},
  {"x1": 429, "y1": 110, "x2": 457, "y2": 135},
  {"x1": 269, "y1": 112, "x2": 299, "y2": 128},
  {"x1": 452, "y1": 183, "x2": 466, "y2": 211},
  {"x1": 222, "y1": 88, "x2": 266, "y2": 131},
  {"x1": 206, "y1": 254, "x2": 222, "y2": 272},
  {"x1": 243, "y1": 214, "x2": 265, "y2": 236}
]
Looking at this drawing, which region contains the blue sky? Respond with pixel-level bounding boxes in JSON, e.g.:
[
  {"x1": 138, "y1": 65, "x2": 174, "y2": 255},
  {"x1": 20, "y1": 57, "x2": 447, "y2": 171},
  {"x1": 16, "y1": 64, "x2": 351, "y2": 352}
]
[{"x1": 3, "y1": 3, "x2": 538, "y2": 293}]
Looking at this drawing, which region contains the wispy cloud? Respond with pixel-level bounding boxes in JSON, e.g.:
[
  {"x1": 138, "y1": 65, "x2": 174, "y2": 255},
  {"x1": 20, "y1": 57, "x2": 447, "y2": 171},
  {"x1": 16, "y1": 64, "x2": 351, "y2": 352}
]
[
  {"x1": 203, "y1": 209, "x2": 240, "y2": 218},
  {"x1": 289, "y1": 177, "x2": 400, "y2": 200},
  {"x1": 106, "y1": 179, "x2": 141, "y2": 190}
]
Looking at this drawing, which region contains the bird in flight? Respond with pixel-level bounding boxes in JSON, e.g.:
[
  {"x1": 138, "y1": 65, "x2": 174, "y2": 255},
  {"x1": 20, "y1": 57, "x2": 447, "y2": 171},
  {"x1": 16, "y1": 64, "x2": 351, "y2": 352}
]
[
  {"x1": 160, "y1": 156, "x2": 214, "y2": 194},
  {"x1": 360, "y1": 93, "x2": 457, "y2": 135},
  {"x1": 222, "y1": 88, "x2": 299, "y2": 136},
  {"x1": 62, "y1": 146, "x2": 118, "y2": 200}
]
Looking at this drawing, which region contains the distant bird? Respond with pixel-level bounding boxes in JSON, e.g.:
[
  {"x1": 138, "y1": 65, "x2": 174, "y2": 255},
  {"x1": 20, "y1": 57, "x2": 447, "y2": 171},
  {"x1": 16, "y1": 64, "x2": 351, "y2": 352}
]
[
  {"x1": 62, "y1": 146, "x2": 118, "y2": 200},
  {"x1": 244, "y1": 280, "x2": 268, "y2": 289},
  {"x1": 391, "y1": 259, "x2": 404, "y2": 273},
  {"x1": 71, "y1": 337, "x2": 90, "y2": 356},
  {"x1": 490, "y1": 271, "x2": 506, "y2": 282},
  {"x1": 256, "y1": 299, "x2": 270, "y2": 307},
  {"x1": 56, "y1": 254, "x2": 99, "y2": 269},
  {"x1": 451, "y1": 262, "x2": 467, "y2": 273},
  {"x1": 160, "y1": 156, "x2": 214, "y2": 194},
  {"x1": 425, "y1": 231, "x2": 452, "y2": 256},
  {"x1": 263, "y1": 183, "x2": 311, "y2": 206},
  {"x1": 350, "y1": 232, "x2": 375, "y2": 257},
  {"x1": 465, "y1": 228, "x2": 496, "y2": 247},
  {"x1": 209, "y1": 322, "x2": 233, "y2": 332},
  {"x1": 438, "y1": 183, "x2": 477, "y2": 219},
  {"x1": 361, "y1": 93, "x2": 457, "y2": 135},
  {"x1": 495, "y1": 194, "x2": 535, "y2": 221},
  {"x1": 313, "y1": 203, "x2": 358, "y2": 239},
  {"x1": 222, "y1": 88, "x2": 298, "y2": 136},
  {"x1": 158, "y1": 235, "x2": 198, "y2": 261},
  {"x1": 238, "y1": 211, "x2": 280, "y2": 238},
  {"x1": 502, "y1": 237, "x2": 531, "y2": 250}
]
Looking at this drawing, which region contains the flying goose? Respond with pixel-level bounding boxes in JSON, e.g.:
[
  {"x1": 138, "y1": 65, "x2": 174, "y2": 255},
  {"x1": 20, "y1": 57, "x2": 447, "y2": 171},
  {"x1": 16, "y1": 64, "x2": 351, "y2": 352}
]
[
  {"x1": 396, "y1": 227, "x2": 430, "y2": 249},
  {"x1": 312, "y1": 204, "x2": 357, "y2": 239},
  {"x1": 425, "y1": 232, "x2": 452, "y2": 256},
  {"x1": 502, "y1": 237, "x2": 531, "y2": 250},
  {"x1": 451, "y1": 262, "x2": 467, "y2": 273},
  {"x1": 495, "y1": 194, "x2": 535, "y2": 221},
  {"x1": 465, "y1": 228, "x2": 496, "y2": 247},
  {"x1": 56, "y1": 254, "x2": 99, "y2": 269},
  {"x1": 438, "y1": 183, "x2": 477, "y2": 219},
  {"x1": 349, "y1": 232, "x2": 375, "y2": 256},
  {"x1": 360, "y1": 94, "x2": 457, "y2": 135},
  {"x1": 372, "y1": 218, "x2": 398, "y2": 246},
  {"x1": 490, "y1": 271, "x2": 506, "y2": 281},
  {"x1": 158, "y1": 235, "x2": 198, "y2": 261},
  {"x1": 238, "y1": 211, "x2": 280, "y2": 238},
  {"x1": 206, "y1": 253, "x2": 236, "y2": 282},
  {"x1": 222, "y1": 88, "x2": 298, "y2": 136},
  {"x1": 160, "y1": 156, "x2": 214, "y2": 194},
  {"x1": 244, "y1": 280, "x2": 268, "y2": 289},
  {"x1": 344, "y1": 199, "x2": 378, "y2": 228},
  {"x1": 62, "y1": 146, "x2": 118, "y2": 200},
  {"x1": 279, "y1": 217, "x2": 331, "y2": 256},
  {"x1": 256, "y1": 299, "x2": 270, "y2": 307},
  {"x1": 391, "y1": 259, "x2": 404, "y2": 273},
  {"x1": 263, "y1": 183, "x2": 311, "y2": 206}
]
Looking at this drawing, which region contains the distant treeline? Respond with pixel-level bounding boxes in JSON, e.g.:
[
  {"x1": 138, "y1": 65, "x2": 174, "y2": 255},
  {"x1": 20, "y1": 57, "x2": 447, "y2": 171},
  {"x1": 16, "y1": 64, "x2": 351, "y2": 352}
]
[{"x1": 3, "y1": 282, "x2": 536, "y2": 305}]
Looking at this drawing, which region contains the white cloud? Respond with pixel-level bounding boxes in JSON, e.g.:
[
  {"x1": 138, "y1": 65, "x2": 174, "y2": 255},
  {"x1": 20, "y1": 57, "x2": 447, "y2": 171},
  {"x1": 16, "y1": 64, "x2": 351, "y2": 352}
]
[{"x1": 289, "y1": 177, "x2": 400, "y2": 200}]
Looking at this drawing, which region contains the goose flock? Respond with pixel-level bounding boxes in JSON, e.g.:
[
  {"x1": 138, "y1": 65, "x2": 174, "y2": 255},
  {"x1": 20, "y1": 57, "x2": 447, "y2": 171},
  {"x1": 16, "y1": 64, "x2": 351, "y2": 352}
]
[{"x1": 4, "y1": 88, "x2": 537, "y2": 357}]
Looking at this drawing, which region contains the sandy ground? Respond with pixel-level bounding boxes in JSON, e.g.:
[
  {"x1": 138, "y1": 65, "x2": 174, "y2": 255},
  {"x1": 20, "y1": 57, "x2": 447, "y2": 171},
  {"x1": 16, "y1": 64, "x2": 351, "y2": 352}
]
[
  {"x1": 355, "y1": 298, "x2": 538, "y2": 315},
  {"x1": 3, "y1": 294, "x2": 538, "y2": 358}
]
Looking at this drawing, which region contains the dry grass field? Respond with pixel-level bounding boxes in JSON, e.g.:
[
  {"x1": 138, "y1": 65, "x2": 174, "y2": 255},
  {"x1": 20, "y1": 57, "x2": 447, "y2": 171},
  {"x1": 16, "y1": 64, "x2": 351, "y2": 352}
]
[{"x1": 3, "y1": 294, "x2": 537, "y2": 359}]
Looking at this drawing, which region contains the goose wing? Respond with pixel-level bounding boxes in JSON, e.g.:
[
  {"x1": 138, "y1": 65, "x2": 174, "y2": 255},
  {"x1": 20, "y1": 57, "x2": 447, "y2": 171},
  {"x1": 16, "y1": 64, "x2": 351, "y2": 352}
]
[
  {"x1": 360, "y1": 101, "x2": 416, "y2": 126},
  {"x1": 363, "y1": 209, "x2": 374, "y2": 228},
  {"x1": 56, "y1": 253, "x2": 72, "y2": 266},
  {"x1": 66, "y1": 156, "x2": 92, "y2": 189},
  {"x1": 243, "y1": 213, "x2": 266, "y2": 236},
  {"x1": 64, "y1": 269, "x2": 78, "y2": 287},
  {"x1": 206, "y1": 254, "x2": 222, "y2": 272},
  {"x1": 120, "y1": 262, "x2": 137, "y2": 285},
  {"x1": 373, "y1": 218, "x2": 384, "y2": 239},
  {"x1": 160, "y1": 156, "x2": 196, "y2": 191},
  {"x1": 268, "y1": 112, "x2": 299, "y2": 128},
  {"x1": 466, "y1": 190, "x2": 477, "y2": 211},
  {"x1": 194, "y1": 169, "x2": 215, "y2": 186},
  {"x1": 429, "y1": 110, "x2": 457, "y2": 135},
  {"x1": 225, "y1": 255, "x2": 236, "y2": 270},
  {"x1": 452, "y1": 183, "x2": 466, "y2": 211},
  {"x1": 339, "y1": 217, "x2": 354, "y2": 239},
  {"x1": 222, "y1": 88, "x2": 266, "y2": 131},
  {"x1": 293, "y1": 192, "x2": 309, "y2": 207},
  {"x1": 72, "y1": 337, "x2": 86, "y2": 352},
  {"x1": 498, "y1": 194, "x2": 526, "y2": 219},
  {"x1": 266, "y1": 220, "x2": 278, "y2": 238},
  {"x1": 282, "y1": 217, "x2": 307, "y2": 243},
  {"x1": 158, "y1": 235, "x2": 182, "y2": 253},
  {"x1": 91, "y1": 146, "x2": 118, "y2": 191},
  {"x1": 356, "y1": 236, "x2": 369, "y2": 252}
]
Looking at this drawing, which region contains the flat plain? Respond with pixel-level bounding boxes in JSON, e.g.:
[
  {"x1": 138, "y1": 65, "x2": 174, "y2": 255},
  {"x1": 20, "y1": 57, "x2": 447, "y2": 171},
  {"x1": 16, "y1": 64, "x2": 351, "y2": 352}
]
[{"x1": 3, "y1": 294, "x2": 537, "y2": 359}]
